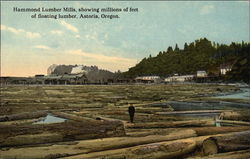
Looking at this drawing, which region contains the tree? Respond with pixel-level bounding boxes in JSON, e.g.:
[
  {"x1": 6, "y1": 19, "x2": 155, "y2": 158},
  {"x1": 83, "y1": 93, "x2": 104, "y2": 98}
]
[
  {"x1": 184, "y1": 43, "x2": 188, "y2": 51},
  {"x1": 122, "y1": 38, "x2": 250, "y2": 81},
  {"x1": 213, "y1": 42, "x2": 216, "y2": 48},
  {"x1": 188, "y1": 42, "x2": 195, "y2": 51},
  {"x1": 167, "y1": 46, "x2": 173, "y2": 53},
  {"x1": 158, "y1": 51, "x2": 163, "y2": 56},
  {"x1": 174, "y1": 44, "x2": 180, "y2": 51}
]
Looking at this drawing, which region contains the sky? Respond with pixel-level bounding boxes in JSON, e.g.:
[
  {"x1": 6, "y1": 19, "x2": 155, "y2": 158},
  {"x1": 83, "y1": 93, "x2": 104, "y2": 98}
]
[{"x1": 1, "y1": 1, "x2": 249, "y2": 77}]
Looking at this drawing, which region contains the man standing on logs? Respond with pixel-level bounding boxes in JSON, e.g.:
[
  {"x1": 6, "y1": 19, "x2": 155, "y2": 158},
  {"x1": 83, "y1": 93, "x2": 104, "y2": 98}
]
[{"x1": 128, "y1": 104, "x2": 135, "y2": 123}]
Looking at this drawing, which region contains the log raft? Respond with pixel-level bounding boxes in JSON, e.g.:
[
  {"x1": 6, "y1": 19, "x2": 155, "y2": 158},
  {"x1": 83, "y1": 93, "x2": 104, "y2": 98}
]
[
  {"x1": 61, "y1": 138, "x2": 197, "y2": 159},
  {"x1": 0, "y1": 129, "x2": 197, "y2": 159},
  {"x1": 126, "y1": 119, "x2": 215, "y2": 129},
  {"x1": 0, "y1": 111, "x2": 47, "y2": 122},
  {"x1": 156, "y1": 110, "x2": 225, "y2": 115},
  {"x1": 1, "y1": 130, "x2": 250, "y2": 159}
]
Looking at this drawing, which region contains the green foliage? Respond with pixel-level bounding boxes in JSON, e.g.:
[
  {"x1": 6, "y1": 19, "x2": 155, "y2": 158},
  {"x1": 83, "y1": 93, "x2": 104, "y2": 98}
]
[
  {"x1": 123, "y1": 38, "x2": 250, "y2": 82},
  {"x1": 174, "y1": 44, "x2": 180, "y2": 52},
  {"x1": 225, "y1": 57, "x2": 250, "y2": 83}
]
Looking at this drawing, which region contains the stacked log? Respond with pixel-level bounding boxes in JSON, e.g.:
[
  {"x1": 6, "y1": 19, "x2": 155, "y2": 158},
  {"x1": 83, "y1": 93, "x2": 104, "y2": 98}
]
[
  {"x1": 156, "y1": 110, "x2": 223, "y2": 115},
  {"x1": 1, "y1": 124, "x2": 250, "y2": 158},
  {"x1": 63, "y1": 139, "x2": 196, "y2": 159},
  {"x1": 202, "y1": 130, "x2": 250, "y2": 156},
  {"x1": 219, "y1": 111, "x2": 250, "y2": 122},
  {"x1": 0, "y1": 129, "x2": 197, "y2": 159},
  {"x1": 188, "y1": 149, "x2": 250, "y2": 159},
  {"x1": 192, "y1": 126, "x2": 250, "y2": 136},
  {"x1": 0, "y1": 119, "x2": 125, "y2": 147},
  {"x1": 216, "y1": 120, "x2": 250, "y2": 126},
  {"x1": 127, "y1": 119, "x2": 214, "y2": 129},
  {"x1": 0, "y1": 111, "x2": 47, "y2": 122}
]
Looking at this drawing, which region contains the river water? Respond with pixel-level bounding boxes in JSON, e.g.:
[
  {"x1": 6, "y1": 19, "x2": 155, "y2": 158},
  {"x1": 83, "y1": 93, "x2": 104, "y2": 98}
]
[
  {"x1": 150, "y1": 87, "x2": 250, "y2": 126},
  {"x1": 214, "y1": 88, "x2": 250, "y2": 99},
  {"x1": 33, "y1": 114, "x2": 66, "y2": 124}
]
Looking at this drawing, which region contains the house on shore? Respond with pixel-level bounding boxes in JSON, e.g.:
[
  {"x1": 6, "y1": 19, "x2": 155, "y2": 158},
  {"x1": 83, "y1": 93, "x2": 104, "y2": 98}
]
[
  {"x1": 196, "y1": 71, "x2": 207, "y2": 77},
  {"x1": 44, "y1": 73, "x2": 87, "y2": 85},
  {"x1": 194, "y1": 70, "x2": 219, "y2": 83},
  {"x1": 220, "y1": 63, "x2": 233, "y2": 75},
  {"x1": 164, "y1": 75, "x2": 194, "y2": 83},
  {"x1": 135, "y1": 76, "x2": 161, "y2": 83}
]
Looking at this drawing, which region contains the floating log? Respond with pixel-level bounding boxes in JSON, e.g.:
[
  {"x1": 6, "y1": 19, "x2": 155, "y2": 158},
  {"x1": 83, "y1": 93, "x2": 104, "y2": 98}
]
[
  {"x1": 202, "y1": 130, "x2": 250, "y2": 156},
  {"x1": 56, "y1": 138, "x2": 197, "y2": 159},
  {"x1": 1, "y1": 133, "x2": 63, "y2": 147},
  {"x1": 219, "y1": 111, "x2": 250, "y2": 122},
  {"x1": 156, "y1": 110, "x2": 224, "y2": 115},
  {"x1": 0, "y1": 119, "x2": 125, "y2": 147},
  {"x1": 126, "y1": 126, "x2": 250, "y2": 137},
  {"x1": 216, "y1": 119, "x2": 250, "y2": 126},
  {"x1": 126, "y1": 119, "x2": 215, "y2": 129},
  {"x1": 4, "y1": 125, "x2": 246, "y2": 158},
  {"x1": 0, "y1": 129, "x2": 197, "y2": 159},
  {"x1": 192, "y1": 126, "x2": 250, "y2": 136},
  {"x1": 0, "y1": 111, "x2": 47, "y2": 122},
  {"x1": 0, "y1": 118, "x2": 42, "y2": 126},
  {"x1": 188, "y1": 149, "x2": 250, "y2": 159},
  {"x1": 125, "y1": 128, "x2": 188, "y2": 137}
]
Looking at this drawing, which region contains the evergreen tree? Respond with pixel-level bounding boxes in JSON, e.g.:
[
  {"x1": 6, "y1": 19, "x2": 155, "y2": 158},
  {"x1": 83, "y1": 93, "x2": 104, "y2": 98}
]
[
  {"x1": 174, "y1": 44, "x2": 180, "y2": 51},
  {"x1": 123, "y1": 38, "x2": 250, "y2": 82},
  {"x1": 184, "y1": 43, "x2": 188, "y2": 51},
  {"x1": 167, "y1": 46, "x2": 173, "y2": 53},
  {"x1": 158, "y1": 51, "x2": 163, "y2": 56}
]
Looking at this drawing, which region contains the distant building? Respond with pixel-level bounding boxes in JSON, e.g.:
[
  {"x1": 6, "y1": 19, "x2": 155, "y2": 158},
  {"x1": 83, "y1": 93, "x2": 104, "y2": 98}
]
[
  {"x1": 220, "y1": 64, "x2": 232, "y2": 75},
  {"x1": 44, "y1": 73, "x2": 87, "y2": 85},
  {"x1": 164, "y1": 75, "x2": 194, "y2": 83},
  {"x1": 61, "y1": 73, "x2": 87, "y2": 84},
  {"x1": 0, "y1": 77, "x2": 32, "y2": 85},
  {"x1": 197, "y1": 71, "x2": 207, "y2": 77},
  {"x1": 135, "y1": 76, "x2": 161, "y2": 83}
]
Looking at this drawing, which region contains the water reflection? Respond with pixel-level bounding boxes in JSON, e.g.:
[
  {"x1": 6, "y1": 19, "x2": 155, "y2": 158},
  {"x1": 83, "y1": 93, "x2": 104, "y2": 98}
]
[{"x1": 33, "y1": 114, "x2": 66, "y2": 124}]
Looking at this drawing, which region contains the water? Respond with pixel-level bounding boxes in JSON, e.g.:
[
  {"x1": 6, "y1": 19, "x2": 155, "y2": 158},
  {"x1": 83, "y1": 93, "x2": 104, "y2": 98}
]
[
  {"x1": 33, "y1": 114, "x2": 66, "y2": 124},
  {"x1": 215, "y1": 122, "x2": 221, "y2": 127},
  {"x1": 214, "y1": 88, "x2": 250, "y2": 99},
  {"x1": 149, "y1": 86, "x2": 250, "y2": 127}
]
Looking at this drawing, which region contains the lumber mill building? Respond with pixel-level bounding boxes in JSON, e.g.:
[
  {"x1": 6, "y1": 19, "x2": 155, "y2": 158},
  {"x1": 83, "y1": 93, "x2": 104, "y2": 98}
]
[
  {"x1": 0, "y1": 64, "x2": 114, "y2": 85},
  {"x1": 0, "y1": 73, "x2": 88, "y2": 85},
  {"x1": 135, "y1": 76, "x2": 162, "y2": 83}
]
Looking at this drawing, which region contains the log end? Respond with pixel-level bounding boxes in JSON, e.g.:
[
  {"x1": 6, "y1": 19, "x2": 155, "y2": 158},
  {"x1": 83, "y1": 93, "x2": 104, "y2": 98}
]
[{"x1": 202, "y1": 137, "x2": 218, "y2": 156}]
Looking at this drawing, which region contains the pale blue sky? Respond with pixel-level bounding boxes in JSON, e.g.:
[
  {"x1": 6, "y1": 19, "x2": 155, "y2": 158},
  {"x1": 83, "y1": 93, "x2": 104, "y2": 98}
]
[{"x1": 1, "y1": 1, "x2": 249, "y2": 76}]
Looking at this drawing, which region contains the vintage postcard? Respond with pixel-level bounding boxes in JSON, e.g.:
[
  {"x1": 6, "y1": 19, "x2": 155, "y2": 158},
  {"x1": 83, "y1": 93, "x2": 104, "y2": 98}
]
[{"x1": 0, "y1": 1, "x2": 250, "y2": 158}]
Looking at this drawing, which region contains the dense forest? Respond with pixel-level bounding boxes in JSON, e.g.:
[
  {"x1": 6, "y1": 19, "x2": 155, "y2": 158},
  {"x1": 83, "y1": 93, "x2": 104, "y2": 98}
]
[{"x1": 123, "y1": 38, "x2": 250, "y2": 82}]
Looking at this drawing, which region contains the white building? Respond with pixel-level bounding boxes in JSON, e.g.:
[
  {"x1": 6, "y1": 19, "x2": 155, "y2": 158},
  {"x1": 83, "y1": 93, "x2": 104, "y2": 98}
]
[
  {"x1": 135, "y1": 76, "x2": 161, "y2": 83},
  {"x1": 220, "y1": 64, "x2": 232, "y2": 75},
  {"x1": 164, "y1": 75, "x2": 194, "y2": 83},
  {"x1": 197, "y1": 71, "x2": 207, "y2": 77}
]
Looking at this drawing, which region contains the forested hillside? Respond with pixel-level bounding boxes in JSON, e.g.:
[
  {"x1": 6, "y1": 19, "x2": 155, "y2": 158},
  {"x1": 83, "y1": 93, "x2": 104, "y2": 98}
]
[{"x1": 123, "y1": 38, "x2": 249, "y2": 82}]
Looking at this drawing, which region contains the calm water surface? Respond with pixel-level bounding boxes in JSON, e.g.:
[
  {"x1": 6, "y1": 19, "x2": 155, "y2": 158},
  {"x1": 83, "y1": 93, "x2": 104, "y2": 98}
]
[{"x1": 33, "y1": 114, "x2": 66, "y2": 124}]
